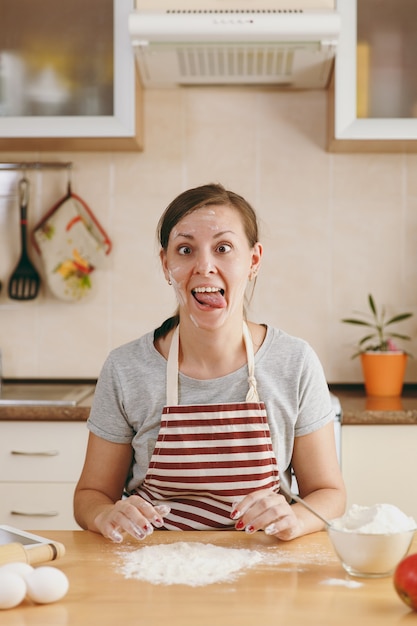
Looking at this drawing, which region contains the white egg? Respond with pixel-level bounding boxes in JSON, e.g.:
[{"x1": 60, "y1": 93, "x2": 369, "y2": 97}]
[
  {"x1": 25, "y1": 566, "x2": 69, "y2": 605},
  {"x1": 0, "y1": 571, "x2": 27, "y2": 609},
  {"x1": 0, "y1": 562, "x2": 34, "y2": 579}
]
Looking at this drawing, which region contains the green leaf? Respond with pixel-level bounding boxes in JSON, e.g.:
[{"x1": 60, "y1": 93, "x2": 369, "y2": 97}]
[
  {"x1": 368, "y1": 294, "x2": 377, "y2": 317},
  {"x1": 341, "y1": 318, "x2": 374, "y2": 327},
  {"x1": 389, "y1": 332, "x2": 411, "y2": 341},
  {"x1": 358, "y1": 334, "x2": 377, "y2": 346},
  {"x1": 385, "y1": 313, "x2": 413, "y2": 325}
]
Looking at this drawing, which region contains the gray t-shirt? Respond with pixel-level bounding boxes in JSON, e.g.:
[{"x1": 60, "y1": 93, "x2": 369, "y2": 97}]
[{"x1": 87, "y1": 325, "x2": 334, "y2": 493}]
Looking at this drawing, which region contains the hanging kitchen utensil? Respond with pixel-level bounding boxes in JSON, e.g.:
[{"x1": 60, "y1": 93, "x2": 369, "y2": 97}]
[
  {"x1": 32, "y1": 182, "x2": 112, "y2": 302},
  {"x1": 8, "y1": 177, "x2": 41, "y2": 300}
]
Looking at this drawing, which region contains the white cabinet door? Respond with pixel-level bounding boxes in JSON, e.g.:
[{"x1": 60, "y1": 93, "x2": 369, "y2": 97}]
[
  {"x1": 0, "y1": 0, "x2": 142, "y2": 151},
  {"x1": 0, "y1": 484, "x2": 81, "y2": 530},
  {"x1": 0, "y1": 421, "x2": 88, "y2": 530},
  {"x1": 329, "y1": 0, "x2": 417, "y2": 150},
  {"x1": 341, "y1": 425, "x2": 417, "y2": 520},
  {"x1": 0, "y1": 422, "x2": 88, "y2": 482}
]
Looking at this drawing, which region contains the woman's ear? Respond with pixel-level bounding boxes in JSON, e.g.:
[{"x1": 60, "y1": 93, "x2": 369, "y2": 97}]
[
  {"x1": 160, "y1": 248, "x2": 170, "y2": 283},
  {"x1": 249, "y1": 242, "x2": 263, "y2": 279}
]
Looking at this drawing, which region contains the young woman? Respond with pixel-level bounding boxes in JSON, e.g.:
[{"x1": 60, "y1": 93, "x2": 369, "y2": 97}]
[{"x1": 74, "y1": 183, "x2": 345, "y2": 542}]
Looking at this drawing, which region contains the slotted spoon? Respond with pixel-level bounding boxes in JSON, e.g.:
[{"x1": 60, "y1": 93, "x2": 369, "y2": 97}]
[{"x1": 8, "y1": 178, "x2": 40, "y2": 300}]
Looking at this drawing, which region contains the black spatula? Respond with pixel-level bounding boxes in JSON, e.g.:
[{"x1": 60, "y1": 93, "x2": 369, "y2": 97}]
[{"x1": 8, "y1": 178, "x2": 41, "y2": 300}]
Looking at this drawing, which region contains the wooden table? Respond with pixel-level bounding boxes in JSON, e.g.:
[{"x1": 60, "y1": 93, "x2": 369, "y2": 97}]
[{"x1": 3, "y1": 530, "x2": 416, "y2": 626}]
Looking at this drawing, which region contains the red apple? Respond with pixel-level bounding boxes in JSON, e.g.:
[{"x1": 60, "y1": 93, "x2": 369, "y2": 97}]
[{"x1": 393, "y1": 553, "x2": 417, "y2": 611}]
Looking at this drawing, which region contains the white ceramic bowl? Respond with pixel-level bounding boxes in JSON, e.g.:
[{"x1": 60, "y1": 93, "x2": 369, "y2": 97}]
[{"x1": 327, "y1": 526, "x2": 416, "y2": 578}]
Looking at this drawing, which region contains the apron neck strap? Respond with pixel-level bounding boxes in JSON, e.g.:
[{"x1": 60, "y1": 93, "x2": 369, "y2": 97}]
[
  {"x1": 166, "y1": 324, "x2": 180, "y2": 405},
  {"x1": 243, "y1": 321, "x2": 259, "y2": 403},
  {"x1": 166, "y1": 322, "x2": 259, "y2": 405}
]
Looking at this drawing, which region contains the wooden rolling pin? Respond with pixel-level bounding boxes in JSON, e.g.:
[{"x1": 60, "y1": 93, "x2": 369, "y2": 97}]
[{"x1": 0, "y1": 541, "x2": 65, "y2": 566}]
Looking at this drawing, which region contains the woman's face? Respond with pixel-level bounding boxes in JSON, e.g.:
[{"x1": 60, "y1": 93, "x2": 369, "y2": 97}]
[{"x1": 160, "y1": 204, "x2": 262, "y2": 330}]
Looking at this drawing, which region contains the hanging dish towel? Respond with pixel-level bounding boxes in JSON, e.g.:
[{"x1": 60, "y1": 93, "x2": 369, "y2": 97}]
[{"x1": 32, "y1": 187, "x2": 112, "y2": 302}]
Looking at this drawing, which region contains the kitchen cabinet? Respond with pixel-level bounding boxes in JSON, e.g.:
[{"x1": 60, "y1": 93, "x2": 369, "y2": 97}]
[
  {"x1": 0, "y1": 421, "x2": 88, "y2": 530},
  {"x1": 341, "y1": 424, "x2": 417, "y2": 520},
  {"x1": 0, "y1": 0, "x2": 143, "y2": 151},
  {"x1": 328, "y1": 0, "x2": 417, "y2": 152}
]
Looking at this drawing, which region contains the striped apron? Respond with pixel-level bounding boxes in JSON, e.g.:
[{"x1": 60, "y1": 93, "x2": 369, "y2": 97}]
[{"x1": 136, "y1": 323, "x2": 280, "y2": 530}]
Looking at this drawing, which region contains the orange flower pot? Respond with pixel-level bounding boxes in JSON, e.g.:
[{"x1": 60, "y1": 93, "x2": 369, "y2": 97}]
[
  {"x1": 365, "y1": 396, "x2": 403, "y2": 411},
  {"x1": 360, "y1": 352, "x2": 408, "y2": 397}
]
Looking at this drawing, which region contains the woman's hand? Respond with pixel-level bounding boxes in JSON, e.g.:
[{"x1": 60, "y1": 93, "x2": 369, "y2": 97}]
[
  {"x1": 231, "y1": 424, "x2": 346, "y2": 541},
  {"x1": 74, "y1": 436, "x2": 171, "y2": 542},
  {"x1": 94, "y1": 495, "x2": 171, "y2": 543},
  {"x1": 230, "y1": 489, "x2": 304, "y2": 541}
]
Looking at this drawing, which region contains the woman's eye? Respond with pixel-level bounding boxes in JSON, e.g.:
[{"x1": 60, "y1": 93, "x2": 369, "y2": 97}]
[
  {"x1": 178, "y1": 245, "x2": 192, "y2": 255},
  {"x1": 216, "y1": 243, "x2": 232, "y2": 254}
]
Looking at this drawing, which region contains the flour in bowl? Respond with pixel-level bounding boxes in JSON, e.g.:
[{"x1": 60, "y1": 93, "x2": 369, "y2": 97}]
[
  {"x1": 117, "y1": 542, "x2": 263, "y2": 586},
  {"x1": 331, "y1": 504, "x2": 416, "y2": 534}
]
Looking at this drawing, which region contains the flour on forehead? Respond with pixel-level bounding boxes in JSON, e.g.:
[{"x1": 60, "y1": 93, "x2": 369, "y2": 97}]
[{"x1": 171, "y1": 206, "x2": 233, "y2": 237}]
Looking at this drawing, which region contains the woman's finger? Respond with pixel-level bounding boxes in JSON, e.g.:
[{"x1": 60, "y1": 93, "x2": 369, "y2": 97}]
[{"x1": 97, "y1": 497, "x2": 171, "y2": 542}]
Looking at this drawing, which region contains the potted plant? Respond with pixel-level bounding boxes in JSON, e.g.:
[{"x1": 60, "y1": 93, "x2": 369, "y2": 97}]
[{"x1": 342, "y1": 294, "x2": 414, "y2": 397}]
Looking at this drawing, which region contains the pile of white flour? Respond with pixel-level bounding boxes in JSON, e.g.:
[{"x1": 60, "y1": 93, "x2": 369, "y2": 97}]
[
  {"x1": 331, "y1": 503, "x2": 416, "y2": 533},
  {"x1": 117, "y1": 542, "x2": 264, "y2": 586}
]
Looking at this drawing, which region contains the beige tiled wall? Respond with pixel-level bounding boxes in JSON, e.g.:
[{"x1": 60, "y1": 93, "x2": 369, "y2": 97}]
[{"x1": 0, "y1": 88, "x2": 416, "y2": 383}]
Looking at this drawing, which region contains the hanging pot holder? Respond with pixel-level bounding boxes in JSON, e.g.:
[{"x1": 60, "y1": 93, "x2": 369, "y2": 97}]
[{"x1": 32, "y1": 184, "x2": 112, "y2": 302}]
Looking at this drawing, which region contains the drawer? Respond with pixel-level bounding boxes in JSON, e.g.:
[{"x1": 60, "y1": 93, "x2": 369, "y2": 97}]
[
  {"x1": 0, "y1": 422, "x2": 88, "y2": 482},
  {"x1": 0, "y1": 483, "x2": 81, "y2": 530}
]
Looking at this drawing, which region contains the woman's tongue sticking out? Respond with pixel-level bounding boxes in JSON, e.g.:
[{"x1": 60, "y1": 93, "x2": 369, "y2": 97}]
[{"x1": 192, "y1": 287, "x2": 226, "y2": 309}]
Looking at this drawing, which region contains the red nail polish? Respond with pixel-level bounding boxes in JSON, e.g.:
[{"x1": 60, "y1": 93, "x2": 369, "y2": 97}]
[
  {"x1": 235, "y1": 519, "x2": 245, "y2": 530},
  {"x1": 230, "y1": 509, "x2": 240, "y2": 520},
  {"x1": 245, "y1": 525, "x2": 255, "y2": 534}
]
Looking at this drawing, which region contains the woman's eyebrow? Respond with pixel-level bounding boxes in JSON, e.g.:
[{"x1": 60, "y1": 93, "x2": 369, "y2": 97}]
[
  {"x1": 213, "y1": 230, "x2": 235, "y2": 239},
  {"x1": 174, "y1": 229, "x2": 235, "y2": 240}
]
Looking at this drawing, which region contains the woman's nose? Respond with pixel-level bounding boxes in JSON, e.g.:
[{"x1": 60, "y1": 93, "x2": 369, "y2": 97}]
[{"x1": 194, "y1": 251, "x2": 215, "y2": 275}]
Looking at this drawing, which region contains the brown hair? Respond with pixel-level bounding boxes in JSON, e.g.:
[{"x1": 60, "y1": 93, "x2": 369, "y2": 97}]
[
  {"x1": 158, "y1": 183, "x2": 259, "y2": 250},
  {"x1": 154, "y1": 183, "x2": 259, "y2": 340}
]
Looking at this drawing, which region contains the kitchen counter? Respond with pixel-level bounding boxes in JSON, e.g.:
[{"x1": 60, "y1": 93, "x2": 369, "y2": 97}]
[
  {"x1": 1, "y1": 383, "x2": 417, "y2": 425},
  {"x1": 0, "y1": 380, "x2": 95, "y2": 421},
  {"x1": 0, "y1": 394, "x2": 92, "y2": 421},
  {"x1": 5, "y1": 529, "x2": 415, "y2": 626},
  {"x1": 330, "y1": 384, "x2": 417, "y2": 425}
]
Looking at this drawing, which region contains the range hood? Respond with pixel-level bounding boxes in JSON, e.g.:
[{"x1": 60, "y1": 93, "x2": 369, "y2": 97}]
[{"x1": 129, "y1": 1, "x2": 341, "y2": 89}]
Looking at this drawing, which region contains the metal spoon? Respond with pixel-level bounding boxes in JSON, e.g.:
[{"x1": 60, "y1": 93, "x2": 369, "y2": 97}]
[{"x1": 280, "y1": 484, "x2": 332, "y2": 528}]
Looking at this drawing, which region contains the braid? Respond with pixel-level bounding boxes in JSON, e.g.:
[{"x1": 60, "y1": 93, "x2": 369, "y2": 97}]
[{"x1": 154, "y1": 314, "x2": 179, "y2": 342}]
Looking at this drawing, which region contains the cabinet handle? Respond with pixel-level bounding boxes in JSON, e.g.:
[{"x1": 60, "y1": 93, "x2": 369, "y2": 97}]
[
  {"x1": 11, "y1": 450, "x2": 59, "y2": 457},
  {"x1": 10, "y1": 510, "x2": 59, "y2": 517}
]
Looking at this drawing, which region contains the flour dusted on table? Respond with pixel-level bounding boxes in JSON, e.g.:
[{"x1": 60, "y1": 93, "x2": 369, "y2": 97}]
[
  {"x1": 115, "y1": 538, "x2": 338, "y2": 586},
  {"x1": 117, "y1": 542, "x2": 263, "y2": 586},
  {"x1": 320, "y1": 578, "x2": 363, "y2": 589}
]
